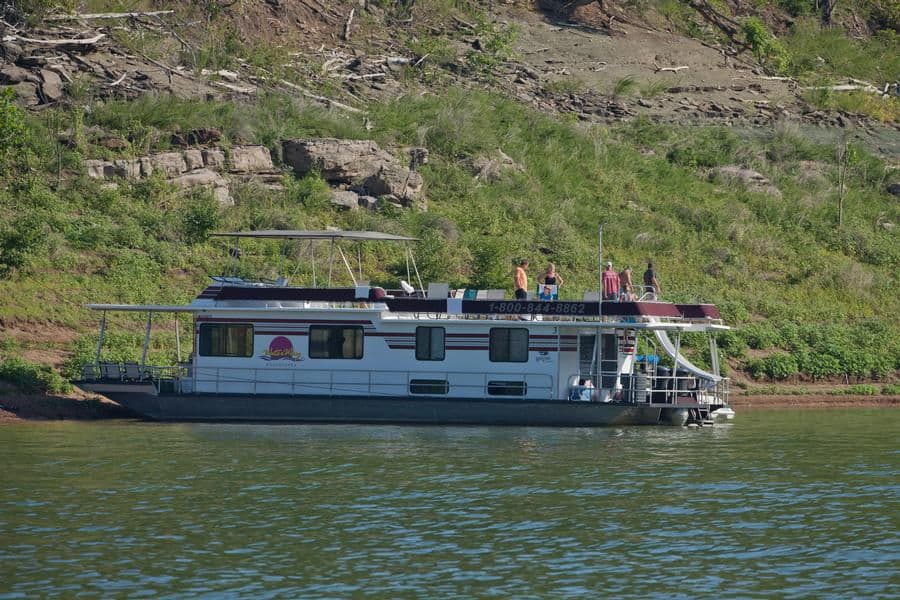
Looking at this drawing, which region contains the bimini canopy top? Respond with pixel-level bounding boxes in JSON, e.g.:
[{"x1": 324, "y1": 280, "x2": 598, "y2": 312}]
[{"x1": 211, "y1": 230, "x2": 420, "y2": 242}]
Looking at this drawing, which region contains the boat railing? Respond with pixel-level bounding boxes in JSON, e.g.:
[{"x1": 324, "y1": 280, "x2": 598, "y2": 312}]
[
  {"x1": 179, "y1": 367, "x2": 555, "y2": 401},
  {"x1": 566, "y1": 371, "x2": 729, "y2": 406}
]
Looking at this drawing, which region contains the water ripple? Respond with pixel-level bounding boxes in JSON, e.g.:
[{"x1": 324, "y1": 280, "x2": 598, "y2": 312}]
[{"x1": 0, "y1": 410, "x2": 897, "y2": 598}]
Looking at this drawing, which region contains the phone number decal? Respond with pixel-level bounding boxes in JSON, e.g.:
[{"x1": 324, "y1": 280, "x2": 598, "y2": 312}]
[{"x1": 486, "y1": 302, "x2": 588, "y2": 315}]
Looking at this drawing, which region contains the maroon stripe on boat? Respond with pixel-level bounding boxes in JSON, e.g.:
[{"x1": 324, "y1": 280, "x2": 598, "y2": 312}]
[
  {"x1": 254, "y1": 331, "x2": 309, "y2": 336},
  {"x1": 197, "y1": 317, "x2": 373, "y2": 325},
  {"x1": 676, "y1": 304, "x2": 721, "y2": 319},
  {"x1": 383, "y1": 298, "x2": 447, "y2": 312},
  {"x1": 603, "y1": 302, "x2": 682, "y2": 317},
  {"x1": 214, "y1": 287, "x2": 360, "y2": 301}
]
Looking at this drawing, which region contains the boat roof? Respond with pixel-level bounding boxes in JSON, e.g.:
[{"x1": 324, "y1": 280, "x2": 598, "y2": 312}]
[
  {"x1": 211, "y1": 230, "x2": 419, "y2": 242},
  {"x1": 86, "y1": 304, "x2": 201, "y2": 313}
]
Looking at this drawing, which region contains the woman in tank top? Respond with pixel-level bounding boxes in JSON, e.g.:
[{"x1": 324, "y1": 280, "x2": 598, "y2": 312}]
[{"x1": 540, "y1": 263, "x2": 564, "y2": 287}]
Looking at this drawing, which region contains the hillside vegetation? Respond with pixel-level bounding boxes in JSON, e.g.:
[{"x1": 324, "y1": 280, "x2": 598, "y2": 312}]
[{"x1": 0, "y1": 0, "x2": 898, "y2": 391}]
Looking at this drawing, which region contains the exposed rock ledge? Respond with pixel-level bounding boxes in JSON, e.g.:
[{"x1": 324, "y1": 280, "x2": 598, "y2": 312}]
[
  {"x1": 84, "y1": 139, "x2": 430, "y2": 211},
  {"x1": 83, "y1": 145, "x2": 279, "y2": 206}
]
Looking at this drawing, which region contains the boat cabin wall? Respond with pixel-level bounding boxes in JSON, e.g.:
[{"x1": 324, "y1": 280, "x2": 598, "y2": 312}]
[{"x1": 190, "y1": 314, "x2": 567, "y2": 400}]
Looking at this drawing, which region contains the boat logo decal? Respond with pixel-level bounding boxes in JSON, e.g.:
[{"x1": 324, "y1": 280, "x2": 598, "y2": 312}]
[{"x1": 262, "y1": 336, "x2": 303, "y2": 361}]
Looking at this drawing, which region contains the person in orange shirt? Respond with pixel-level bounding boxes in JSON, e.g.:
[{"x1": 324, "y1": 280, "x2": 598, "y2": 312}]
[{"x1": 514, "y1": 259, "x2": 529, "y2": 300}]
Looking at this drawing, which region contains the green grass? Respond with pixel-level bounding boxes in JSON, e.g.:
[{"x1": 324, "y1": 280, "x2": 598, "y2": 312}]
[{"x1": 1, "y1": 85, "x2": 898, "y2": 383}]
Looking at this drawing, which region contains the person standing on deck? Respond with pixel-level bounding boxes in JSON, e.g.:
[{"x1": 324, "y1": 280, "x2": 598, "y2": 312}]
[
  {"x1": 540, "y1": 263, "x2": 564, "y2": 288},
  {"x1": 643, "y1": 261, "x2": 661, "y2": 299},
  {"x1": 602, "y1": 261, "x2": 620, "y2": 300},
  {"x1": 619, "y1": 265, "x2": 634, "y2": 300},
  {"x1": 514, "y1": 259, "x2": 529, "y2": 300}
]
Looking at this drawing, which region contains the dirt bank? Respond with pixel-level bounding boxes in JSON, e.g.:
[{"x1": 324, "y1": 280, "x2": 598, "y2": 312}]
[
  {"x1": 0, "y1": 387, "x2": 137, "y2": 422},
  {"x1": 730, "y1": 394, "x2": 900, "y2": 409}
]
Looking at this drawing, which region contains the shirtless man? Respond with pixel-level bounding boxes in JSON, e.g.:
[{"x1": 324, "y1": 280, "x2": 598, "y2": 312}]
[
  {"x1": 514, "y1": 260, "x2": 529, "y2": 300},
  {"x1": 619, "y1": 266, "x2": 634, "y2": 300}
]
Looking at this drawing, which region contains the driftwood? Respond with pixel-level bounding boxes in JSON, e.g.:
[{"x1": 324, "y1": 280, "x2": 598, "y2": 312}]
[
  {"x1": 212, "y1": 80, "x2": 256, "y2": 94},
  {"x1": 654, "y1": 64, "x2": 689, "y2": 73},
  {"x1": 2, "y1": 33, "x2": 105, "y2": 47},
  {"x1": 108, "y1": 72, "x2": 128, "y2": 86},
  {"x1": 43, "y1": 11, "x2": 175, "y2": 21},
  {"x1": 802, "y1": 83, "x2": 882, "y2": 94},
  {"x1": 341, "y1": 73, "x2": 387, "y2": 81},
  {"x1": 270, "y1": 78, "x2": 367, "y2": 114},
  {"x1": 341, "y1": 8, "x2": 354, "y2": 41}
]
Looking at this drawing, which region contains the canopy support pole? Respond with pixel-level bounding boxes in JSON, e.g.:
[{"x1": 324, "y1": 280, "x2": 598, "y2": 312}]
[
  {"x1": 94, "y1": 311, "x2": 107, "y2": 368},
  {"x1": 337, "y1": 246, "x2": 357, "y2": 286},
  {"x1": 310, "y1": 241, "x2": 317, "y2": 287},
  {"x1": 140, "y1": 312, "x2": 153, "y2": 369},
  {"x1": 673, "y1": 331, "x2": 682, "y2": 384},
  {"x1": 597, "y1": 223, "x2": 603, "y2": 305},
  {"x1": 175, "y1": 317, "x2": 182, "y2": 363},
  {"x1": 328, "y1": 237, "x2": 335, "y2": 286},
  {"x1": 409, "y1": 249, "x2": 425, "y2": 295}
]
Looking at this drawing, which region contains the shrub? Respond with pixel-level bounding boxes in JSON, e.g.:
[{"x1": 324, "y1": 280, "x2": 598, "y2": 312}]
[
  {"x1": 742, "y1": 322, "x2": 780, "y2": 350},
  {"x1": 0, "y1": 357, "x2": 72, "y2": 394},
  {"x1": 881, "y1": 384, "x2": 900, "y2": 395},
  {"x1": 747, "y1": 352, "x2": 799, "y2": 380},
  {"x1": 464, "y1": 20, "x2": 518, "y2": 75},
  {"x1": 0, "y1": 213, "x2": 48, "y2": 277},
  {"x1": 742, "y1": 17, "x2": 791, "y2": 74},
  {"x1": 717, "y1": 329, "x2": 747, "y2": 359},
  {"x1": 796, "y1": 350, "x2": 842, "y2": 380},
  {"x1": 180, "y1": 190, "x2": 222, "y2": 244},
  {"x1": 0, "y1": 88, "x2": 27, "y2": 165},
  {"x1": 830, "y1": 384, "x2": 879, "y2": 395},
  {"x1": 666, "y1": 128, "x2": 740, "y2": 168}
]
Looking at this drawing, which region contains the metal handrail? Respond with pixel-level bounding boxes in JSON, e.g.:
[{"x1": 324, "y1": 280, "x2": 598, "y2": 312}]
[
  {"x1": 186, "y1": 366, "x2": 554, "y2": 401},
  {"x1": 565, "y1": 370, "x2": 729, "y2": 406}
]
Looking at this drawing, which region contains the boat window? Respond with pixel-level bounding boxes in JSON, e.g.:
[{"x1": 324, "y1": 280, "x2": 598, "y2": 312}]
[
  {"x1": 409, "y1": 379, "x2": 450, "y2": 395},
  {"x1": 198, "y1": 324, "x2": 254, "y2": 357},
  {"x1": 487, "y1": 381, "x2": 527, "y2": 396},
  {"x1": 309, "y1": 326, "x2": 364, "y2": 359},
  {"x1": 415, "y1": 327, "x2": 445, "y2": 361},
  {"x1": 489, "y1": 328, "x2": 529, "y2": 362}
]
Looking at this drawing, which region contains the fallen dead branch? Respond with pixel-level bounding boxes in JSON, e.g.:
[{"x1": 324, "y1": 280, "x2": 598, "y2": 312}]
[
  {"x1": 44, "y1": 10, "x2": 175, "y2": 21},
  {"x1": 654, "y1": 64, "x2": 689, "y2": 73},
  {"x1": 2, "y1": 33, "x2": 105, "y2": 47},
  {"x1": 341, "y1": 8, "x2": 354, "y2": 41},
  {"x1": 341, "y1": 73, "x2": 387, "y2": 81},
  {"x1": 802, "y1": 82, "x2": 883, "y2": 95},
  {"x1": 282, "y1": 81, "x2": 366, "y2": 114},
  {"x1": 212, "y1": 81, "x2": 256, "y2": 94},
  {"x1": 108, "y1": 72, "x2": 128, "y2": 86}
]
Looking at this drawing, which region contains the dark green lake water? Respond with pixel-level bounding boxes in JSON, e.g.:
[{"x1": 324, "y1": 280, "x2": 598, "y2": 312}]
[{"x1": 1, "y1": 409, "x2": 898, "y2": 598}]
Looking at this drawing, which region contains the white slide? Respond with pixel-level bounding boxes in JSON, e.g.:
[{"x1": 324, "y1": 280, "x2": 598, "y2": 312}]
[{"x1": 651, "y1": 327, "x2": 722, "y2": 383}]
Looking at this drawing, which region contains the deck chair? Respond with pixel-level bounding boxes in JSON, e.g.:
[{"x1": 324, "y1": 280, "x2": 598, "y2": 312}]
[
  {"x1": 100, "y1": 362, "x2": 121, "y2": 380},
  {"x1": 122, "y1": 362, "x2": 144, "y2": 381},
  {"x1": 427, "y1": 282, "x2": 450, "y2": 299},
  {"x1": 486, "y1": 289, "x2": 506, "y2": 300},
  {"x1": 462, "y1": 289, "x2": 478, "y2": 300},
  {"x1": 583, "y1": 291, "x2": 601, "y2": 302},
  {"x1": 475, "y1": 290, "x2": 488, "y2": 300}
]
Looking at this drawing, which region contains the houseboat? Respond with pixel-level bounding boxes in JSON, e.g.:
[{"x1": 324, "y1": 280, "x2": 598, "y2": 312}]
[{"x1": 77, "y1": 230, "x2": 733, "y2": 426}]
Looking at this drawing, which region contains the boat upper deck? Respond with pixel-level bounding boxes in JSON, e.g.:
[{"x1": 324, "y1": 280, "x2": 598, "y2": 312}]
[{"x1": 187, "y1": 284, "x2": 724, "y2": 326}]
